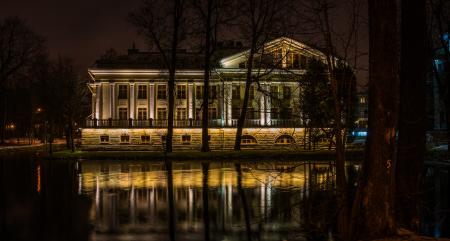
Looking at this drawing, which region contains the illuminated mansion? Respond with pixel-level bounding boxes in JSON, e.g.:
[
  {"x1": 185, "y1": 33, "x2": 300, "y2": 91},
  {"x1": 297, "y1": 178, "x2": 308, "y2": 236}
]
[{"x1": 82, "y1": 37, "x2": 330, "y2": 149}]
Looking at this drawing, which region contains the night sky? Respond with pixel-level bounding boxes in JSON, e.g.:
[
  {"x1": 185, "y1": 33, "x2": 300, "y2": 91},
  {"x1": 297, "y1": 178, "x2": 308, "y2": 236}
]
[
  {"x1": 1, "y1": 0, "x2": 368, "y2": 87},
  {"x1": 1, "y1": 0, "x2": 145, "y2": 70}
]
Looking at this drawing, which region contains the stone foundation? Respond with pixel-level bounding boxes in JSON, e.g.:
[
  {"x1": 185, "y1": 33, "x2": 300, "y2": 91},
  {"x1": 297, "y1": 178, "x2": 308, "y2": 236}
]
[{"x1": 81, "y1": 127, "x2": 318, "y2": 150}]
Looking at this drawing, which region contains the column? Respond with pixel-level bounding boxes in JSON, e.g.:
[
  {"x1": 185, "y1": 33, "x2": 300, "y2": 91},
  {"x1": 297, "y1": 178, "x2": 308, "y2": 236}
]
[
  {"x1": 265, "y1": 84, "x2": 271, "y2": 125},
  {"x1": 91, "y1": 85, "x2": 97, "y2": 118},
  {"x1": 226, "y1": 83, "x2": 232, "y2": 126},
  {"x1": 96, "y1": 84, "x2": 101, "y2": 119},
  {"x1": 259, "y1": 87, "x2": 265, "y2": 126},
  {"x1": 110, "y1": 83, "x2": 115, "y2": 119},
  {"x1": 188, "y1": 83, "x2": 194, "y2": 119},
  {"x1": 149, "y1": 84, "x2": 155, "y2": 119},
  {"x1": 130, "y1": 83, "x2": 135, "y2": 119},
  {"x1": 219, "y1": 83, "x2": 225, "y2": 125},
  {"x1": 102, "y1": 83, "x2": 111, "y2": 119}
]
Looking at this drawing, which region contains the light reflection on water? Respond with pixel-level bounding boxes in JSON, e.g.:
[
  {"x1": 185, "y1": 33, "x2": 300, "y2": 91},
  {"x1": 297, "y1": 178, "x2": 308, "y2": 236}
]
[{"x1": 79, "y1": 161, "x2": 337, "y2": 241}]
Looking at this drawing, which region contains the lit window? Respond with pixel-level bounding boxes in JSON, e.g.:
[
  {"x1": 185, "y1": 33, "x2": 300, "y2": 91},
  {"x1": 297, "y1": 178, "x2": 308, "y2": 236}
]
[
  {"x1": 137, "y1": 85, "x2": 147, "y2": 99},
  {"x1": 275, "y1": 135, "x2": 295, "y2": 144},
  {"x1": 141, "y1": 135, "x2": 150, "y2": 144},
  {"x1": 118, "y1": 85, "x2": 128, "y2": 99},
  {"x1": 360, "y1": 96, "x2": 366, "y2": 104},
  {"x1": 176, "y1": 85, "x2": 187, "y2": 99},
  {"x1": 157, "y1": 84, "x2": 167, "y2": 99},
  {"x1": 100, "y1": 135, "x2": 109, "y2": 144},
  {"x1": 182, "y1": 134, "x2": 191, "y2": 145},
  {"x1": 176, "y1": 108, "x2": 187, "y2": 120},
  {"x1": 120, "y1": 134, "x2": 130, "y2": 143}
]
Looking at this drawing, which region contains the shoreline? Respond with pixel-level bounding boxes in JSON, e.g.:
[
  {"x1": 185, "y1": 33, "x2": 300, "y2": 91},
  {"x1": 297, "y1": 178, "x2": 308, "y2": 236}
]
[{"x1": 48, "y1": 149, "x2": 365, "y2": 161}]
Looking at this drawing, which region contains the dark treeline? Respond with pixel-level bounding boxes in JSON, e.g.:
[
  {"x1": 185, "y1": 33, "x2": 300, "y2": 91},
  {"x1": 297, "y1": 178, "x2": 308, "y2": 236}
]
[{"x1": 0, "y1": 17, "x2": 89, "y2": 152}]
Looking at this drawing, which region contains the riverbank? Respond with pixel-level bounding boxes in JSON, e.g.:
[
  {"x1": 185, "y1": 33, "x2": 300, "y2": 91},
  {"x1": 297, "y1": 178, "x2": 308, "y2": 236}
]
[{"x1": 49, "y1": 148, "x2": 364, "y2": 161}]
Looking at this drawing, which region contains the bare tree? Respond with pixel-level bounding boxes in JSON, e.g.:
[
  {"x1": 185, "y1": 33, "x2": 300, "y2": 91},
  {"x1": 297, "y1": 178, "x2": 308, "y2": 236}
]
[
  {"x1": 0, "y1": 17, "x2": 44, "y2": 144},
  {"x1": 189, "y1": 0, "x2": 232, "y2": 152},
  {"x1": 233, "y1": 0, "x2": 292, "y2": 150},
  {"x1": 129, "y1": 0, "x2": 187, "y2": 153}
]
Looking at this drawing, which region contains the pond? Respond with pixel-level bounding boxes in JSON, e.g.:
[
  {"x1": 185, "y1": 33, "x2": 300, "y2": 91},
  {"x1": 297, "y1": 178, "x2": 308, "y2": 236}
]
[{"x1": 0, "y1": 155, "x2": 448, "y2": 241}]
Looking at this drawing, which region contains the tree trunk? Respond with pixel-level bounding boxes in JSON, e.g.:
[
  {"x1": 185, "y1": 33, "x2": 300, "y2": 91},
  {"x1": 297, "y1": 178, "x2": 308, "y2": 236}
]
[
  {"x1": 166, "y1": 0, "x2": 182, "y2": 153},
  {"x1": 201, "y1": 0, "x2": 212, "y2": 152},
  {"x1": 234, "y1": 45, "x2": 256, "y2": 150},
  {"x1": 396, "y1": 0, "x2": 426, "y2": 231},
  {"x1": 352, "y1": 0, "x2": 399, "y2": 238}
]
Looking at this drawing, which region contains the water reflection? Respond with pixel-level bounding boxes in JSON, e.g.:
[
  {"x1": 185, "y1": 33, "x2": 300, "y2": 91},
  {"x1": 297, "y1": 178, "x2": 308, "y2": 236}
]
[{"x1": 80, "y1": 160, "x2": 336, "y2": 241}]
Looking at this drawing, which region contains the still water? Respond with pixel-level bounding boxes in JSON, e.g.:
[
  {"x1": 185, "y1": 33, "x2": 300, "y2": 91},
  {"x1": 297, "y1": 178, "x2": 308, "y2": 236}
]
[{"x1": 0, "y1": 155, "x2": 447, "y2": 241}]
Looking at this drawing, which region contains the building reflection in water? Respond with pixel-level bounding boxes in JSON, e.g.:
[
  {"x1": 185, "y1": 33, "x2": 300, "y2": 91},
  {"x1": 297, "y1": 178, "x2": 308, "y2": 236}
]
[{"x1": 79, "y1": 161, "x2": 337, "y2": 241}]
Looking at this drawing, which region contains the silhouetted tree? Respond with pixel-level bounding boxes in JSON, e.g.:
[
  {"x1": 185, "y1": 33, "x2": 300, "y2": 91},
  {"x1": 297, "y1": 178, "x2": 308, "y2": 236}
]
[
  {"x1": 129, "y1": 0, "x2": 187, "y2": 153},
  {"x1": 0, "y1": 17, "x2": 44, "y2": 144}
]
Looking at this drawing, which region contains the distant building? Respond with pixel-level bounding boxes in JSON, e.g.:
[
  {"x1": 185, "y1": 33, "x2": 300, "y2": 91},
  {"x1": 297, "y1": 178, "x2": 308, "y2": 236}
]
[{"x1": 82, "y1": 37, "x2": 345, "y2": 150}]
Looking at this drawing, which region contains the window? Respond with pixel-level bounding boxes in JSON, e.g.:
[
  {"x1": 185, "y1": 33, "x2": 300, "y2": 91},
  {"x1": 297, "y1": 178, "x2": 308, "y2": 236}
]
[
  {"x1": 283, "y1": 86, "x2": 291, "y2": 99},
  {"x1": 141, "y1": 135, "x2": 150, "y2": 144},
  {"x1": 274, "y1": 49, "x2": 283, "y2": 67},
  {"x1": 120, "y1": 134, "x2": 130, "y2": 143},
  {"x1": 195, "y1": 108, "x2": 202, "y2": 120},
  {"x1": 118, "y1": 85, "x2": 128, "y2": 99},
  {"x1": 271, "y1": 86, "x2": 279, "y2": 99},
  {"x1": 208, "y1": 108, "x2": 217, "y2": 119},
  {"x1": 119, "y1": 108, "x2": 128, "y2": 120},
  {"x1": 300, "y1": 55, "x2": 307, "y2": 69},
  {"x1": 100, "y1": 135, "x2": 109, "y2": 144},
  {"x1": 275, "y1": 135, "x2": 295, "y2": 144},
  {"x1": 249, "y1": 86, "x2": 255, "y2": 100},
  {"x1": 196, "y1": 86, "x2": 203, "y2": 99},
  {"x1": 293, "y1": 53, "x2": 300, "y2": 68},
  {"x1": 181, "y1": 134, "x2": 191, "y2": 145},
  {"x1": 241, "y1": 135, "x2": 257, "y2": 145},
  {"x1": 210, "y1": 86, "x2": 218, "y2": 99},
  {"x1": 232, "y1": 85, "x2": 240, "y2": 100},
  {"x1": 138, "y1": 85, "x2": 147, "y2": 99},
  {"x1": 157, "y1": 108, "x2": 167, "y2": 120},
  {"x1": 232, "y1": 107, "x2": 240, "y2": 119},
  {"x1": 157, "y1": 84, "x2": 167, "y2": 99},
  {"x1": 271, "y1": 107, "x2": 279, "y2": 119},
  {"x1": 360, "y1": 96, "x2": 366, "y2": 104},
  {"x1": 176, "y1": 108, "x2": 187, "y2": 120},
  {"x1": 176, "y1": 85, "x2": 187, "y2": 99},
  {"x1": 138, "y1": 108, "x2": 147, "y2": 120}
]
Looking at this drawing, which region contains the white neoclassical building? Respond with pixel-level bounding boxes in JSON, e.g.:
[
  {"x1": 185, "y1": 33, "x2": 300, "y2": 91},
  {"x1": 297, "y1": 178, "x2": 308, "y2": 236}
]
[{"x1": 82, "y1": 37, "x2": 330, "y2": 150}]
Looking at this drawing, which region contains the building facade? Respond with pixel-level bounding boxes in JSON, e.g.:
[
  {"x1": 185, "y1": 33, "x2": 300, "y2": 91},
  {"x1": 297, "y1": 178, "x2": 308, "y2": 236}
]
[{"x1": 82, "y1": 37, "x2": 334, "y2": 150}]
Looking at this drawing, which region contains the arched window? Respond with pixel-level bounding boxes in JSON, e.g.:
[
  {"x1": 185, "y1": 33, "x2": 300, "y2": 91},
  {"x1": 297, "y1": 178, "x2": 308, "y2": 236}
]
[
  {"x1": 275, "y1": 135, "x2": 295, "y2": 144},
  {"x1": 241, "y1": 135, "x2": 257, "y2": 145}
]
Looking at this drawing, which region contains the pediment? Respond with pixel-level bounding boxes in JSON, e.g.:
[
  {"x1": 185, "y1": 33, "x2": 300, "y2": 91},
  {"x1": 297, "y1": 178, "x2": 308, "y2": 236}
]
[{"x1": 219, "y1": 37, "x2": 327, "y2": 69}]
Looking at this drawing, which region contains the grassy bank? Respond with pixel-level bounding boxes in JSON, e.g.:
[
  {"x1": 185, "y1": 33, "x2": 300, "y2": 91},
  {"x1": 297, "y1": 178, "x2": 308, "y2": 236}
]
[{"x1": 49, "y1": 148, "x2": 364, "y2": 161}]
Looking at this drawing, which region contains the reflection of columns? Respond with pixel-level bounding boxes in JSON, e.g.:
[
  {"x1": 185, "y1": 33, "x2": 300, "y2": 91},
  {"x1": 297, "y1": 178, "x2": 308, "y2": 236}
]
[
  {"x1": 149, "y1": 84, "x2": 155, "y2": 119},
  {"x1": 226, "y1": 83, "x2": 232, "y2": 126},
  {"x1": 130, "y1": 83, "x2": 135, "y2": 119},
  {"x1": 110, "y1": 83, "x2": 115, "y2": 119},
  {"x1": 102, "y1": 83, "x2": 111, "y2": 119},
  {"x1": 265, "y1": 84, "x2": 271, "y2": 125},
  {"x1": 188, "y1": 83, "x2": 194, "y2": 119}
]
